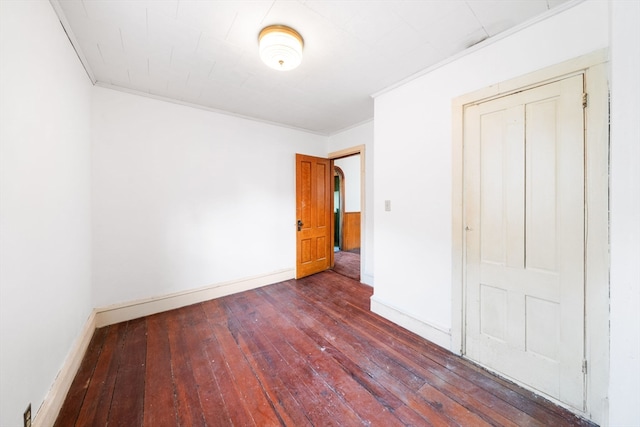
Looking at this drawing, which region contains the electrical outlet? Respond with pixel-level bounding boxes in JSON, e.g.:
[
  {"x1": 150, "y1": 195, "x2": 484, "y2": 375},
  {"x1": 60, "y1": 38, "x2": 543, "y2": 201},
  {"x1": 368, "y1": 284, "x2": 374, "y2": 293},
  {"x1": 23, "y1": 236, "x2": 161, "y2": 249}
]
[{"x1": 23, "y1": 404, "x2": 31, "y2": 427}]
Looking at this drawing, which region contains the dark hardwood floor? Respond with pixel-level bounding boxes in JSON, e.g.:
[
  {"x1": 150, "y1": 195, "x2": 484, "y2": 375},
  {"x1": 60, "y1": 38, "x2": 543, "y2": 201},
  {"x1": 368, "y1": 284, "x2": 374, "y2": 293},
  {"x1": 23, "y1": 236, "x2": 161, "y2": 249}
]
[{"x1": 55, "y1": 271, "x2": 595, "y2": 426}]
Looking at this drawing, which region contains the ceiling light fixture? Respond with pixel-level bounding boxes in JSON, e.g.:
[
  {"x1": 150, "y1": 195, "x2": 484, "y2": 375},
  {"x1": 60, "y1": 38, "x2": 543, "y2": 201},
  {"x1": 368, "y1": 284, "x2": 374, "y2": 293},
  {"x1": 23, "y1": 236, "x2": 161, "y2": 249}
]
[{"x1": 258, "y1": 25, "x2": 304, "y2": 71}]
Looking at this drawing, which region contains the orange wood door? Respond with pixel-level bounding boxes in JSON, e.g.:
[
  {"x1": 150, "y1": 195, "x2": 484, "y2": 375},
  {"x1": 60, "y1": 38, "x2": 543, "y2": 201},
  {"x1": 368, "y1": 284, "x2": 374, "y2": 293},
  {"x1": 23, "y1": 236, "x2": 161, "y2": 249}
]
[{"x1": 296, "y1": 154, "x2": 332, "y2": 278}]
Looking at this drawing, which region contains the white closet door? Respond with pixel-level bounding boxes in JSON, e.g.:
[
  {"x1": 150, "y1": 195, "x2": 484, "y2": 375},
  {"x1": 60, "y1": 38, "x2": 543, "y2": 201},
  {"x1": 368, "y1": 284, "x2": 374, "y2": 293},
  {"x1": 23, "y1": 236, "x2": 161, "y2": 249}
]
[{"x1": 464, "y1": 74, "x2": 585, "y2": 410}]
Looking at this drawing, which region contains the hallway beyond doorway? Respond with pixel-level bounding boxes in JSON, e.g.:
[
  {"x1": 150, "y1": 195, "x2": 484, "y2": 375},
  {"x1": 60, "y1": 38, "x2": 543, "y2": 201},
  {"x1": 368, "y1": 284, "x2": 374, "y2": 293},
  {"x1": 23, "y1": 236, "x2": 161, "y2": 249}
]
[{"x1": 333, "y1": 249, "x2": 360, "y2": 281}]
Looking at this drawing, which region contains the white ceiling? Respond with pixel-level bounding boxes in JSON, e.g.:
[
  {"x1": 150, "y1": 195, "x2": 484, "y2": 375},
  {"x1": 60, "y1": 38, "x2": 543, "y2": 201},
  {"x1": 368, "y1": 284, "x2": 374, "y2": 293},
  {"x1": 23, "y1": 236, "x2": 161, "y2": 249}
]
[{"x1": 53, "y1": 0, "x2": 574, "y2": 135}]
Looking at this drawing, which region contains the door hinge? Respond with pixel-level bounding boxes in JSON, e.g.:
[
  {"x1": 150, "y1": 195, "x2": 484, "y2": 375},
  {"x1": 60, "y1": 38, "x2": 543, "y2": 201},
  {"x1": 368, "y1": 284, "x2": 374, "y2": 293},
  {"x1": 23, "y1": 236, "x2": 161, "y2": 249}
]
[
  {"x1": 582, "y1": 359, "x2": 588, "y2": 374},
  {"x1": 582, "y1": 92, "x2": 588, "y2": 108}
]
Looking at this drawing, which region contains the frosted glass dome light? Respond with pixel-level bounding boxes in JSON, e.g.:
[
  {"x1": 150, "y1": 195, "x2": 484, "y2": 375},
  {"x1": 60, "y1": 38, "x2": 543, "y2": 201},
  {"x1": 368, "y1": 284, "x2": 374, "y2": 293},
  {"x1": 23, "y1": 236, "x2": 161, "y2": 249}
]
[{"x1": 259, "y1": 25, "x2": 304, "y2": 71}]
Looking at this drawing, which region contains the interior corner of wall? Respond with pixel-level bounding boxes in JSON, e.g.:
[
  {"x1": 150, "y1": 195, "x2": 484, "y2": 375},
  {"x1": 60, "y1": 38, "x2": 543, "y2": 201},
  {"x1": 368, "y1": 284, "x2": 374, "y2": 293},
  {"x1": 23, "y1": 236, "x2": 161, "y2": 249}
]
[
  {"x1": 33, "y1": 309, "x2": 97, "y2": 427},
  {"x1": 94, "y1": 269, "x2": 296, "y2": 328}
]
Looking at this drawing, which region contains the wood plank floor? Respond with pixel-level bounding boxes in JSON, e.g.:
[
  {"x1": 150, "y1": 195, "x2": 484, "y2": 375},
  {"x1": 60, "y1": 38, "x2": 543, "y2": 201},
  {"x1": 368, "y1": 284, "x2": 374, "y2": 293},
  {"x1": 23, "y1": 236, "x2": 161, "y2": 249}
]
[{"x1": 55, "y1": 271, "x2": 596, "y2": 426}]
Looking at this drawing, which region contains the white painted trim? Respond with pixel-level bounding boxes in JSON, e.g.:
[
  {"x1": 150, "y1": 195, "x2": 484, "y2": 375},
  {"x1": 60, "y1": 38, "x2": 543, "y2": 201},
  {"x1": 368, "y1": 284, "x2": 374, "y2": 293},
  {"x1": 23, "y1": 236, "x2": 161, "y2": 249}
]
[
  {"x1": 48, "y1": 0, "x2": 96, "y2": 84},
  {"x1": 95, "y1": 269, "x2": 295, "y2": 327},
  {"x1": 94, "y1": 82, "x2": 329, "y2": 137},
  {"x1": 370, "y1": 296, "x2": 451, "y2": 350},
  {"x1": 582, "y1": 60, "x2": 610, "y2": 425},
  {"x1": 329, "y1": 145, "x2": 367, "y2": 288},
  {"x1": 451, "y1": 91, "x2": 465, "y2": 357},
  {"x1": 469, "y1": 356, "x2": 593, "y2": 421},
  {"x1": 32, "y1": 269, "x2": 294, "y2": 425},
  {"x1": 328, "y1": 118, "x2": 374, "y2": 137},
  {"x1": 50, "y1": 0, "x2": 334, "y2": 137},
  {"x1": 33, "y1": 310, "x2": 97, "y2": 427},
  {"x1": 328, "y1": 145, "x2": 365, "y2": 160},
  {"x1": 451, "y1": 49, "x2": 610, "y2": 425},
  {"x1": 371, "y1": 0, "x2": 586, "y2": 99}
]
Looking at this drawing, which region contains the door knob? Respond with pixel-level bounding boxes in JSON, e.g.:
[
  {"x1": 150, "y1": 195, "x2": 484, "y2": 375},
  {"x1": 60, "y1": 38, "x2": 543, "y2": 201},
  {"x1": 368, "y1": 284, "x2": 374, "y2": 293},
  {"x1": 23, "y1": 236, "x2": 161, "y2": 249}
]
[{"x1": 297, "y1": 220, "x2": 304, "y2": 231}]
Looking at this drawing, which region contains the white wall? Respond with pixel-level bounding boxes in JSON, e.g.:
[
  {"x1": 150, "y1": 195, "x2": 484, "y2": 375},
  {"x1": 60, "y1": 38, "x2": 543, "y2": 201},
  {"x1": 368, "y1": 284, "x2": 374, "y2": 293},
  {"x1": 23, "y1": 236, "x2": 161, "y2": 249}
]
[
  {"x1": 0, "y1": 1, "x2": 93, "y2": 426},
  {"x1": 334, "y1": 155, "x2": 361, "y2": 212},
  {"x1": 329, "y1": 122, "x2": 374, "y2": 285},
  {"x1": 91, "y1": 87, "x2": 327, "y2": 307},
  {"x1": 372, "y1": 0, "x2": 608, "y2": 343},
  {"x1": 609, "y1": 1, "x2": 640, "y2": 425},
  {"x1": 373, "y1": 0, "x2": 640, "y2": 424}
]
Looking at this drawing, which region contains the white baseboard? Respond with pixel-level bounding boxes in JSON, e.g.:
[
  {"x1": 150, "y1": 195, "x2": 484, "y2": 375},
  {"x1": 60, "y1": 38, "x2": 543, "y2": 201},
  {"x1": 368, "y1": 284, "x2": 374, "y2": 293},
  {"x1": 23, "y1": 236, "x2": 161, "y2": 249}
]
[
  {"x1": 370, "y1": 295, "x2": 452, "y2": 350},
  {"x1": 33, "y1": 269, "x2": 295, "y2": 426},
  {"x1": 95, "y1": 269, "x2": 295, "y2": 327},
  {"x1": 34, "y1": 310, "x2": 97, "y2": 427}
]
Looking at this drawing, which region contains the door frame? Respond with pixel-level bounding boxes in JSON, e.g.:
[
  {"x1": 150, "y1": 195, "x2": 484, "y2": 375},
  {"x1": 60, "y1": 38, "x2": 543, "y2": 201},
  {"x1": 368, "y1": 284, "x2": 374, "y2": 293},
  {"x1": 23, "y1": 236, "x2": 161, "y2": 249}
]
[
  {"x1": 329, "y1": 145, "x2": 366, "y2": 280},
  {"x1": 451, "y1": 50, "x2": 609, "y2": 423},
  {"x1": 334, "y1": 165, "x2": 346, "y2": 250}
]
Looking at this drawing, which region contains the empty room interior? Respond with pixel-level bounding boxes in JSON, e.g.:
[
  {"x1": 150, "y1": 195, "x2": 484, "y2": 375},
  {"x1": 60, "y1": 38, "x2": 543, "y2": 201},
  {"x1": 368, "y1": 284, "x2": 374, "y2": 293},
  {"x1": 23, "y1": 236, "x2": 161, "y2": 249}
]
[{"x1": 1, "y1": 0, "x2": 638, "y2": 426}]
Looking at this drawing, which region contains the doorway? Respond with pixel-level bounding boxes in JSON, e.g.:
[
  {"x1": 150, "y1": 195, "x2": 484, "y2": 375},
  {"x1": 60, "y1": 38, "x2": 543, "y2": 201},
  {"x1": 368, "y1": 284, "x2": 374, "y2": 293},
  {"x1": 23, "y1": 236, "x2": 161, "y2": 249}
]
[
  {"x1": 296, "y1": 147, "x2": 365, "y2": 282},
  {"x1": 332, "y1": 154, "x2": 361, "y2": 281},
  {"x1": 451, "y1": 51, "x2": 609, "y2": 421},
  {"x1": 464, "y1": 74, "x2": 586, "y2": 409},
  {"x1": 331, "y1": 146, "x2": 365, "y2": 282}
]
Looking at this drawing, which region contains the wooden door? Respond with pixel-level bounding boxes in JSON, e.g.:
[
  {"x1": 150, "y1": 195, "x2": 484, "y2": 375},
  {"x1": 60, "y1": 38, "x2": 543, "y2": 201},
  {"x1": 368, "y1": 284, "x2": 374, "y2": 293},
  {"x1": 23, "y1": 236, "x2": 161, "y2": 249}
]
[
  {"x1": 464, "y1": 74, "x2": 585, "y2": 409},
  {"x1": 296, "y1": 154, "x2": 332, "y2": 278}
]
